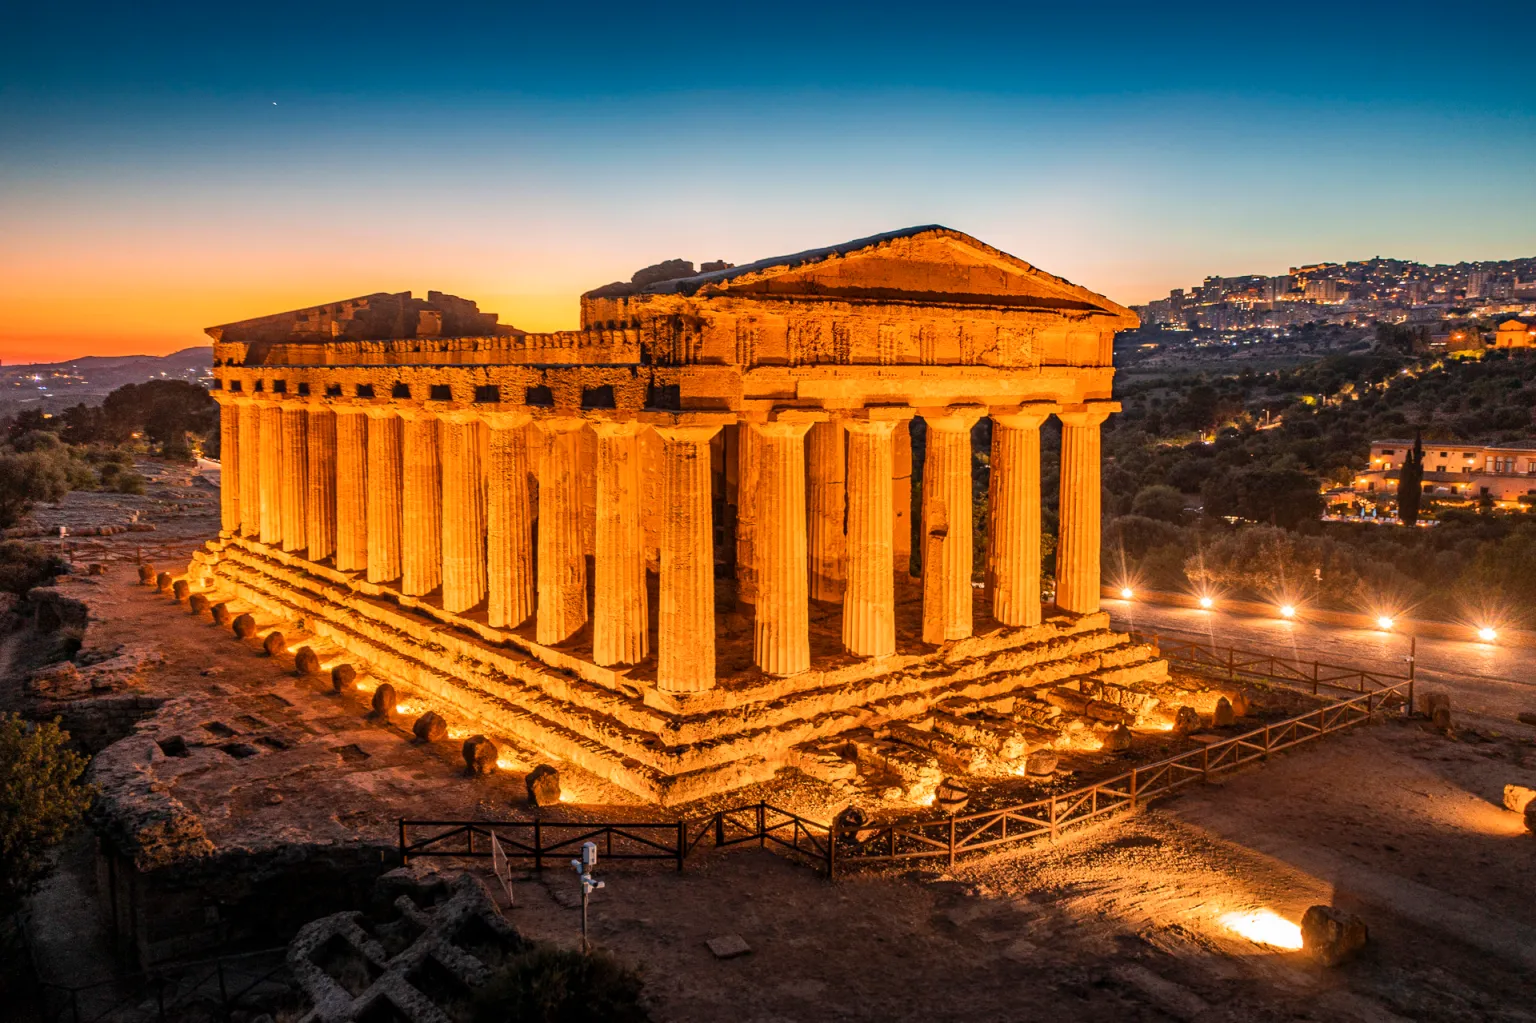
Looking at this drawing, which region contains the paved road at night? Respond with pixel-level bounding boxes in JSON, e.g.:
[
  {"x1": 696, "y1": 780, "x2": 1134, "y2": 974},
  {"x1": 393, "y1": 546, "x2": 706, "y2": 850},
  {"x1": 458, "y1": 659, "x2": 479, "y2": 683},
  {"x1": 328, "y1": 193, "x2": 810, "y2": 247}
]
[{"x1": 1103, "y1": 598, "x2": 1536, "y2": 726}]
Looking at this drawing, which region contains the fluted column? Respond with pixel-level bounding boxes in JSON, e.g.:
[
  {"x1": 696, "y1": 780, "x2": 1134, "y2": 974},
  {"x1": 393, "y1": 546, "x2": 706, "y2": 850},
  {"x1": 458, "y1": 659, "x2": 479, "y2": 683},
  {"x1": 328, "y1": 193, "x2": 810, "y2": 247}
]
[
  {"x1": 279, "y1": 405, "x2": 309, "y2": 554},
  {"x1": 306, "y1": 406, "x2": 337, "y2": 563},
  {"x1": 892, "y1": 424, "x2": 913, "y2": 575},
  {"x1": 334, "y1": 409, "x2": 369, "y2": 572},
  {"x1": 217, "y1": 399, "x2": 240, "y2": 533},
  {"x1": 535, "y1": 418, "x2": 588, "y2": 645},
  {"x1": 592, "y1": 421, "x2": 648, "y2": 666},
  {"x1": 735, "y1": 423, "x2": 759, "y2": 606},
  {"x1": 808, "y1": 420, "x2": 846, "y2": 602},
  {"x1": 844, "y1": 418, "x2": 899, "y2": 658},
  {"x1": 990, "y1": 407, "x2": 1051, "y2": 627},
  {"x1": 238, "y1": 401, "x2": 261, "y2": 538},
  {"x1": 400, "y1": 410, "x2": 442, "y2": 596},
  {"x1": 439, "y1": 412, "x2": 488, "y2": 613},
  {"x1": 655, "y1": 425, "x2": 719, "y2": 693},
  {"x1": 750, "y1": 421, "x2": 812, "y2": 675},
  {"x1": 365, "y1": 409, "x2": 403, "y2": 584},
  {"x1": 485, "y1": 413, "x2": 535, "y2": 629},
  {"x1": 258, "y1": 404, "x2": 282, "y2": 545},
  {"x1": 920, "y1": 407, "x2": 984, "y2": 644},
  {"x1": 1055, "y1": 403, "x2": 1117, "y2": 615}
]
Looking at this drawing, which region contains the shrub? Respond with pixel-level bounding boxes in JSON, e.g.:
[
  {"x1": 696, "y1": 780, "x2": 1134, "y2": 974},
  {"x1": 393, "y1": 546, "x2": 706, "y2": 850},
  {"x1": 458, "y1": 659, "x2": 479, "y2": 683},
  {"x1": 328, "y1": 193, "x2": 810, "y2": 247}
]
[
  {"x1": 0, "y1": 714, "x2": 92, "y2": 914},
  {"x1": 471, "y1": 944, "x2": 649, "y2": 1023},
  {"x1": 0, "y1": 542, "x2": 65, "y2": 596}
]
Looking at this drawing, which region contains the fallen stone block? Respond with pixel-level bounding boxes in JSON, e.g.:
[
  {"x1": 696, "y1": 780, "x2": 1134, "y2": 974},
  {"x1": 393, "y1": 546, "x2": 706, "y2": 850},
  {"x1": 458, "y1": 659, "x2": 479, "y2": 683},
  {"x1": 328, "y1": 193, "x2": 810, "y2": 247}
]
[
  {"x1": 1421, "y1": 692, "x2": 1452, "y2": 730},
  {"x1": 464, "y1": 734, "x2": 499, "y2": 775},
  {"x1": 262, "y1": 631, "x2": 286, "y2": 657},
  {"x1": 413, "y1": 710, "x2": 447, "y2": 743},
  {"x1": 1212, "y1": 697, "x2": 1235, "y2": 727},
  {"x1": 171, "y1": 580, "x2": 190, "y2": 601},
  {"x1": 371, "y1": 682, "x2": 398, "y2": 720},
  {"x1": 156, "y1": 572, "x2": 173, "y2": 593},
  {"x1": 1172, "y1": 705, "x2": 1202, "y2": 736},
  {"x1": 293, "y1": 646, "x2": 321, "y2": 676},
  {"x1": 525, "y1": 763, "x2": 562, "y2": 806},
  {"x1": 1301, "y1": 905, "x2": 1368, "y2": 966},
  {"x1": 934, "y1": 777, "x2": 970, "y2": 815},
  {"x1": 331, "y1": 663, "x2": 356, "y2": 693},
  {"x1": 706, "y1": 934, "x2": 751, "y2": 959},
  {"x1": 1503, "y1": 784, "x2": 1536, "y2": 815},
  {"x1": 932, "y1": 713, "x2": 1031, "y2": 760},
  {"x1": 188, "y1": 593, "x2": 209, "y2": 615},
  {"x1": 211, "y1": 602, "x2": 232, "y2": 627},
  {"x1": 137, "y1": 564, "x2": 156, "y2": 585},
  {"x1": 1102, "y1": 723, "x2": 1133, "y2": 753},
  {"x1": 232, "y1": 614, "x2": 257, "y2": 639},
  {"x1": 1025, "y1": 751, "x2": 1058, "y2": 777}
]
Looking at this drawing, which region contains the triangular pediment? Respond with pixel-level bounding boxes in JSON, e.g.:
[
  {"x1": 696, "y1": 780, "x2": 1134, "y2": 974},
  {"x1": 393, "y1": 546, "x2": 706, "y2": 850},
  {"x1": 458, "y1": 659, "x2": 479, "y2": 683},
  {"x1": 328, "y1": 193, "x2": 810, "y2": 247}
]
[{"x1": 636, "y1": 226, "x2": 1136, "y2": 325}]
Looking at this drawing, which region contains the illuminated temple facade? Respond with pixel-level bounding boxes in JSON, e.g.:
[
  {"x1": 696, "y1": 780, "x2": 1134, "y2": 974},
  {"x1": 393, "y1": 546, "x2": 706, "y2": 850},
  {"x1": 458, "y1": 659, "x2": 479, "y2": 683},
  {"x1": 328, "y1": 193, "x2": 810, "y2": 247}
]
[{"x1": 189, "y1": 226, "x2": 1169, "y2": 803}]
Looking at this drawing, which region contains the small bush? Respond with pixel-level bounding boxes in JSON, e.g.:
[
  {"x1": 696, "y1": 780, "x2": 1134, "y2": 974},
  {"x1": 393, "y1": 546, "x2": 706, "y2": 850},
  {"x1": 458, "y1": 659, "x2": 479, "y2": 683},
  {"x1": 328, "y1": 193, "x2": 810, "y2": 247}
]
[
  {"x1": 471, "y1": 945, "x2": 648, "y2": 1023},
  {"x1": 0, "y1": 541, "x2": 65, "y2": 596},
  {"x1": 0, "y1": 714, "x2": 93, "y2": 914},
  {"x1": 113, "y1": 470, "x2": 146, "y2": 495}
]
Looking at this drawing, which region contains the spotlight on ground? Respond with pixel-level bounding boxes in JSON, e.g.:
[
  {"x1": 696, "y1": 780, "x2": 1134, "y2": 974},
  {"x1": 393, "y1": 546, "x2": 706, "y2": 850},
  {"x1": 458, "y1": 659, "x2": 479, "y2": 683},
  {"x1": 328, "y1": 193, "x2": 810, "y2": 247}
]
[
  {"x1": 1376, "y1": 616, "x2": 1394, "y2": 631},
  {"x1": 1279, "y1": 605, "x2": 1296, "y2": 619},
  {"x1": 1198, "y1": 596, "x2": 1214, "y2": 609},
  {"x1": 1120, "y1": 587, "x2": 1134, "y2": 600},
  {"x1": 1219, "y1": 909, "x2": 1303, "y2": 950},
  {"x1": 1478, "y1": 626, "x2": 1497, "y2": 643}
]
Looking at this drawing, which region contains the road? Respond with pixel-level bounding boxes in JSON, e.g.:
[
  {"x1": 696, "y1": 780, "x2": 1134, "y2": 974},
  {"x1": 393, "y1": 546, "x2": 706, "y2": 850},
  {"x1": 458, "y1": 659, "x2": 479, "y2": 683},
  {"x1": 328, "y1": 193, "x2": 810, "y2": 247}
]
[{"x1": 1104, "y1": 597, "x2": 1536, "y2": 726}]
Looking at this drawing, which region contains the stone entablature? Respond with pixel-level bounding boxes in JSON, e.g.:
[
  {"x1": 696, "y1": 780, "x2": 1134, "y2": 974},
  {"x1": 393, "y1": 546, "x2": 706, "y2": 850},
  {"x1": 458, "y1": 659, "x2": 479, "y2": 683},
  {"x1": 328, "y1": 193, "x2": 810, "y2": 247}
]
[{"x1": 189, "y1": 226, "x2": 1162, "y2": 803}]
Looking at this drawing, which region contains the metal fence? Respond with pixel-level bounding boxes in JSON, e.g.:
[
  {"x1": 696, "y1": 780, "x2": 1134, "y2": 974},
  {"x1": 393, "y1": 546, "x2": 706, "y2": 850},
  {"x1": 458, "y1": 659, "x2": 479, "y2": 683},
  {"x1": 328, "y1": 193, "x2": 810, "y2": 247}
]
[
  {"x1": 35, "y1": 947, "x2": 292, "y2": 1023},
  {"x1": 401, "y1": 636, "x2": 1413, "y2": 879}
]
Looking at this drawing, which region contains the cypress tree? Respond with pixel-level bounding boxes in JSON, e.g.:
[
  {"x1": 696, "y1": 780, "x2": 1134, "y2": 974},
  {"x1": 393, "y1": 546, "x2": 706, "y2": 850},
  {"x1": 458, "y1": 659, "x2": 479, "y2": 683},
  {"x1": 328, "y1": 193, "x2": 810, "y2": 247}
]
[{"x1": 1398, "y1": 432, "x2": 1424, "y2": 526}]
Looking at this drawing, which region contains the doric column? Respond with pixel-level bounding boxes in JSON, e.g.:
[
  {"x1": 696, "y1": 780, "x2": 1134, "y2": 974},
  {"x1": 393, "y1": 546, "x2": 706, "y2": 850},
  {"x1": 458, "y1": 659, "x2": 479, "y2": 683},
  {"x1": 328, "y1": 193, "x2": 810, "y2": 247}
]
[
  {"x1": 920, "y1": 407, "x2": 984, "y2": 644},
  {"x1": 305, "y1": 406, "x2": 337, "y2": 563},
  {"x1": 237, "y1": 401, "x2": 262, "y2": 537},
  {"x1": 485, "y1": 413, "x2": 535, "y2": 629},
  {"x1": 807, "y1": 420, "x2": 846, "y2": 602},
  {"x1": 892, "y1": 423, "x2": 913, "y2": 575},
  {"x1": 365, "y1": 409, "x2": 403, "y2": 584},
  {"x1": 654, "y1": 424, "x2": 719, "y2": 693},
  {"x1": 333, "y1": 409, "x2": 369, "y2": 573},
  {"x1": 592, "y1": 421, "x2": 648, "y2": 666},
  {"x1": 1055, "y1": 403, "x2": 1117, "y2": 615},
  {"x1": 439, "y1": 412, "x2": 488, "y2": 613},
  {"x1": 258, "y1": 404, "x2": 283, "y2": 545},
  {"x1": 750, "y1": 421, "x2": 812, "y2": 676},
  {"x1": 279, "y1": 404, "x2": 309, "y2": 554},
  {"x1": 844, "y1": 418, "x2": 899, "y2": 658},
  {"x1": 734, "y1": 423, "x2": 759, "y2": 606},
  {"x1": 535, "y1": 418, "x2": 588, "y2": 645},
  {"x1": 217, "y1": 399, "x2": 240, "y2": 533},
  {"x1": 989, "y1": 407, "x2": 1051, "y2": 627},
  {"x1": 400, "y1": 410, "x2": 442, "y2": 596}
]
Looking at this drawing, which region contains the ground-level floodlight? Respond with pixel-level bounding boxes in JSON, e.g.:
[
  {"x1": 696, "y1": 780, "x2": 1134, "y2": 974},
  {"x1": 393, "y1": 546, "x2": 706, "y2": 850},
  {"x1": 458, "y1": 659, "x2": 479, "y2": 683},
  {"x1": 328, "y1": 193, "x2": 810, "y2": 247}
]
[
  {"x1": 1120, "y1": 587, "x2": 1134, "y2": 600},
  {"x1": 1279, "y1": 605, "x2": 1296, "y2": 619},
  {"x1": 1376, "y1": 616, "x2": 1394, "y2": 631},
  {"x1": 1198, "y1": 596, "x2": 1214, "y2": 609},
  {"x1": 1478, "y1": 626, "x2": 1497, "y2": 643},
  {"x1": 571, "y1": 840, "x2": 605, "y2": 953}
]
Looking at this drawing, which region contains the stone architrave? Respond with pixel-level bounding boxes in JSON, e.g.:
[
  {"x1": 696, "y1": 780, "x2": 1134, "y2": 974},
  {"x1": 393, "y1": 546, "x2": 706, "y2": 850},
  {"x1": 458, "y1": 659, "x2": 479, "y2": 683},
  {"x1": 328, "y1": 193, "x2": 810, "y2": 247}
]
[
  {"x1": 808, "y1": 420, "x2": 846, "y2": 602},
  {"x1": 843, "y1": 418, "x2": 899, "y2": 658},
  {"x1": 1055, "y1": 403, "x2": 1117, "y2": 615},
  {"x1": 439, "y1": 412, "x2": 488, "y2": 613},
  {"x1": 280, "y1": 405, "x2": 309, "y2": 554},
  {"x1": 217, "y1": 400, "x2": 240, "y2": 533},
  {"x1": 306, "y1": 406, "x2": 337, "y2": 563},
  {"x1": 400, "y1": 410, "x2": 442, "y2": 596},
  {"x1": 365, "y1": 409, "x2": 404, "y2": 584},
  {"x1": 258, "y1": 404, "x2": 283, "y2": 545},
  {"x1": 535, "y1": 418, "x2": 588, "y2": 645},
  {"x1": 591, "y1": 421, "x2": 648, "y2": 666},
  {"x1": 654, "y1": 424, "x2": 719, "y2": 692},
  {"x1": 989, "y1": 405, "x2": 1051, "y2": 628},
  {"x1": 750, "y1": 420, "x2": 813, "y2": 676},
  {"x1": 485, "y1": 412, "x2": 535, "y2": 629},
  {"x1": 333, "y1": 409, "x2": 369, "y2": 573},
  {"x1": 920, "y1": 407, "x2": 984, "y2": 644},
  {"x1": 237, "y1": 400, "x2": 262, "y2": 537}
]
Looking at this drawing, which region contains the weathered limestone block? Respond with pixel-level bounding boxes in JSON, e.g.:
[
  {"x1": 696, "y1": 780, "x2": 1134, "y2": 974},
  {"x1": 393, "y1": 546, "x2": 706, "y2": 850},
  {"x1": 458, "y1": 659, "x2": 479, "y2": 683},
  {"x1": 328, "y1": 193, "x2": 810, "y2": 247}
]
[
  {"x1": 262, "y1": 631, "x2": 286, "y2": 657},
  {"x1": 188, "y1": 593, "x2": 209, "y2": 615},
  {"x1": 371, "y1": 682, "x2": 398, "y2": 720},
  {"x1": 463, "y1": 734, "x2": 499, "y2": 775},
  {"x1": 331, "y1": 663, "x2": 357, "y2": 693},
  {"x1": 413, "y1": 710, "x2": 447, "y2": 743},
  {"x1": 1421, "y1": 692, "x2": 1452, "y2": 730},
  {"x1": 878, "y1": 721, "x2": 997, "y2": 776},
  {"x1": 1301, "y1": 905, "x2": 1368, "y2": 966},
  {"x1": 156, "y1": 572, "x2": 173, "y2": 593},
  {"x1": 851, "y1": 735, "x2": 943, "y2": 799},
  {"x1": 139, "y1": 563, "x2": 156, "y2": 585},
  {"x1": 525, "y1": 763, "x2": 562, "y2": 806},
  {"x1": 931, "y1": 713, "x2": 1030, "y2": 761},
  {"x1": 934, "y1": 777, "x2": 970, "y2": 815},
  {"x1": 1212, "y1": 696, "x2": 1235, "y2": 727},
  {"x1": 1172, "y1": 705, "x2": 1202, "y2": 736},
  {"x1": 294, "y1": 646, "x2": 321, "y2": 676},
  {"x1": 171, "y1": 579, "x2": 190, "y2": 601},
  {"x1": 1025, "y1": 751, "x2": 1059, "y2": 776},
  {"x1": 1102, "y1": 723, "x2": 1133, "y2": 752},
  {"x1": 210, "y1": 601, "x2": 232, "y2": 626},
  {"x1": 1502, "y1": 784, "x2": 1536, "y2": 815},
  {"x1": 232, "y1": 613, "x2": 257, "y2": 638}
]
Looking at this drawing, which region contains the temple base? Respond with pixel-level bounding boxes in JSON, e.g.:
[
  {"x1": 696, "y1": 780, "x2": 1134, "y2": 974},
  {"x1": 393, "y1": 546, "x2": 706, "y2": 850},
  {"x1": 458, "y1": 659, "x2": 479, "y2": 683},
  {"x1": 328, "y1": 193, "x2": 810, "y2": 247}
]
[{"x1": 189, "y1": 536, "x2": 1169, "y2": 806}]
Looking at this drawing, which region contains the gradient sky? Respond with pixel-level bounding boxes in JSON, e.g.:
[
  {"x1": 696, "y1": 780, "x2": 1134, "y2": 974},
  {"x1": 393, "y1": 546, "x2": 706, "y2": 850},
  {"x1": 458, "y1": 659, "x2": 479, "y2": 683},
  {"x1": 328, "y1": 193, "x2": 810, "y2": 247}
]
[{"x1": 3, "y1": 1, "x2": 1533, "y2": 364}]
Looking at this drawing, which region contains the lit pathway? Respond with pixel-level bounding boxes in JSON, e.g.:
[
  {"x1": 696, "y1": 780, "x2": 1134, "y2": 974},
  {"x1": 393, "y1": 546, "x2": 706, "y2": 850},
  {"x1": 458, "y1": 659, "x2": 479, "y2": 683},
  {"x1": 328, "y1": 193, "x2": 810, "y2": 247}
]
[{"x1": 1104, "y1": 597, "x2": 1536, "y2": 725}]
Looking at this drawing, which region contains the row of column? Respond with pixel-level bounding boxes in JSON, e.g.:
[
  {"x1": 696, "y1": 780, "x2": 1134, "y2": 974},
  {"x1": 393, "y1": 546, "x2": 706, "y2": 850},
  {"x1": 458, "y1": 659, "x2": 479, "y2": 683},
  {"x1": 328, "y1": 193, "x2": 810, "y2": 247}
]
[{"x1": 216, "y1": 398, "x2": 1111, "y2": 693}]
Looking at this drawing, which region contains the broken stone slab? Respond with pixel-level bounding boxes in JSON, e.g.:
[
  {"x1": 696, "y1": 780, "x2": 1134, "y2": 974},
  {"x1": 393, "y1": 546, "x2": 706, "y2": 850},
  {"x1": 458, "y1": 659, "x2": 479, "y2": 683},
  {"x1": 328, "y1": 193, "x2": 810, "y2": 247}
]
[
  {"x1": 706, "y1": 934, "x2": 751, "y2": 959},
  {"x1": 1025, "y1": 751, "x2": 1059, "y2": 777},
  {"x1": 934, "y1": 777, "x2": 970, "y2": 815},
  {"x1": 156, "y1": 572, "x2": 173, "y2": 593},
  {"x1": 1503, "y1": 784, "x2": 1536, "y2": 815},
  {"x1": 331, "y1": 663, "x2": 356, "y2": 693},
  {"x1": 232, "y1": 613, "x2": 257, "y2": 638},
  {"x1": 850, "y1": 735, "x2": 943, "y2": 799},
  {"x1": 138, "y1": 564, "x2": 156, "y2": 585},
  {"x1": 211, "y1": 602, "x2": 232, "y2": 627},
  {"x1": 1101, "y1": 723, "x2": 1133, "y2": 753},
  {"x1": 464, "y1": 734, "x2": 499, "y2": 775},
  {"x1": 413, "y1": 710, "x2": 447, "y2": 743},
  {"x1": 188, "y1": 593, "x2": 209, "y2": 615},
  {"x1": 877, "y1": 721, "x2": 997, "y2": 776},
  {"x1": 293, "y1": 646, "x2": 321, "y2": 676},
  {"x1": 931, "y1": 712, "x2": 1031, "y2": 760},
  {"x1": 171, "y1": 580, "x2": 190, "y2": 601},
  {"x1": 262, "y1": 631, "x2": 286, "y2": 657},
  {"x1": 371, "y1": 683, "x2": 397, "y2": 720},
  {"x1": 1172, "y1": 705, "x2": 1202, "y2": 736},
  {"x1": 1301, "y1": 905, "x2": 1368, "y2": 966},
  {"x1": 525, "y1": 763, "x2": 561, "y2": 806},
  {"x1": 1212, "y1": 697, "x2": 1235, "y2": 727}
]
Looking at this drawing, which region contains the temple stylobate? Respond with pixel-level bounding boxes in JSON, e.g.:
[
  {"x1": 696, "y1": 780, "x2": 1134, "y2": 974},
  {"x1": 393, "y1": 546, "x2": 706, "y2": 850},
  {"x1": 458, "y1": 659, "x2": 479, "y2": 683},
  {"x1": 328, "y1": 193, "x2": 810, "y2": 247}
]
[{"x1": 189, "y1": 226, "x2": 1169, "y2": 804}]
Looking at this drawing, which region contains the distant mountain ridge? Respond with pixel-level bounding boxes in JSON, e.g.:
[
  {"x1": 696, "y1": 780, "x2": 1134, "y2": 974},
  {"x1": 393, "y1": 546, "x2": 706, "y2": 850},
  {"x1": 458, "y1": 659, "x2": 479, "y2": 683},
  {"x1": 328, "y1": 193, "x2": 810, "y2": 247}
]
[{"x1": 8, "y1": 346, "x2": 209, "y2": 373}]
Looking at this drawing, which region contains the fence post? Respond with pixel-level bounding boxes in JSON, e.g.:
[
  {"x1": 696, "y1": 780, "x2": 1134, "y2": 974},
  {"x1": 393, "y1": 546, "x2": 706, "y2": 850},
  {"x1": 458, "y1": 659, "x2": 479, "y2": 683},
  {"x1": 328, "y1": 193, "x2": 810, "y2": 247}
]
[
  {"x1": 1130, "y1": 769, "x2": 1139, "y2": 811},
  {"x1": 676, "y1": 820, "x2": 685, "y2": 872},
  {"x1": 533, "y1": 820, "x2": 542, "y2": 872},
  {"x1": 827, "y1": 822, "x2": 838, "y2": 879},
  {"x1": 1049, "y1": 797, "x2": 1059, "y2": 840},
  {"x1": 398, "y1": 818, "x2": 407, "y2": 866},
  {"x1": 1202, "y1": 743, "x2": 1210, "y2": 783},
  {"x1": 758, "y1": 802, "x2": 766, "y2": 849},
  {"x1": 715, "y1": 811, "x2": 725, "y2": 849},
  {"x1": 948, "y1": 817, "x2": 957, "y2": 871}
]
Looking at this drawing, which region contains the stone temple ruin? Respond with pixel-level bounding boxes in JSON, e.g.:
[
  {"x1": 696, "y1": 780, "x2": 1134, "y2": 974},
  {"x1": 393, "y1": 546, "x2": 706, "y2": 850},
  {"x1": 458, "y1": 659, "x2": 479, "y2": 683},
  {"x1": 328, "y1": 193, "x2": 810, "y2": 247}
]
[{"x1": 187, "y1": 226, "x2": 1171, "y2": 805}]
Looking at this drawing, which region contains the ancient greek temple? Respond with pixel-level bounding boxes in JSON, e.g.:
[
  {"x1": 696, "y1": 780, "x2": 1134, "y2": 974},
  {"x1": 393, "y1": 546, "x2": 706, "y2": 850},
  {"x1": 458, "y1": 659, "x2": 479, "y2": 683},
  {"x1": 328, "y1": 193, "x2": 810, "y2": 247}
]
[{"x1": 189, "y1": 226, "x2": 1167, "y2": 803}]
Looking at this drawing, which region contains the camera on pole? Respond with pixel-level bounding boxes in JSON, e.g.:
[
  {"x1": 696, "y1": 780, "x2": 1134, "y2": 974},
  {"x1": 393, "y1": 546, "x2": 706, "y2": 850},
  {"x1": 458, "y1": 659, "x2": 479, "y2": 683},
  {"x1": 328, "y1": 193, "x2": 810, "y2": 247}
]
[{"x1": 570, "y1": 841, "x2": 605, "y2": 953}]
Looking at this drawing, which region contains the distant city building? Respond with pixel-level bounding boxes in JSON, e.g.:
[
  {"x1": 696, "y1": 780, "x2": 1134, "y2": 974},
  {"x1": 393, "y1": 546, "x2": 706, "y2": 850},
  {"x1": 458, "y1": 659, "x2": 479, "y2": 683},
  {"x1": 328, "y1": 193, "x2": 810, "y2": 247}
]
[
  {"x1": 1494, "y1": 318, "x2": 1535, "y2": 349},
  {"x1": 1357, "y1": 439, "x2": 1536, "y2": 509}
]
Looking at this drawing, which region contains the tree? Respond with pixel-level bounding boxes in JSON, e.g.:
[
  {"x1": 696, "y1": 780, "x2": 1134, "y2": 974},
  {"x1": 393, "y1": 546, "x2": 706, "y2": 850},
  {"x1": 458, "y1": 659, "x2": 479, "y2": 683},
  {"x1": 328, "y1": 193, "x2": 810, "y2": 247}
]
[
  {"x1": 0, "y1": 714, "x2": 92, "y2": 914},
  {"x1": 0, "y1": 450, "x2": 71, "y2": 529},
  {"x1": 1130, "y1": 484, "x2": 1187, "y2": 523},
  {"x1": 1397, "y1": 432, "x2": 1424, "y2": 525}
]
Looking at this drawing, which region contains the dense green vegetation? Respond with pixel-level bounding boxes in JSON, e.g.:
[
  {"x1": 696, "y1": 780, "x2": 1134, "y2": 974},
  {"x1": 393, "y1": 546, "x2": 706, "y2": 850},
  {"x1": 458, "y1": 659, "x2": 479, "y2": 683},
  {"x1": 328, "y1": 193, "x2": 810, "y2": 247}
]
[{"x1": 0, "y1": 714, "x2": 93, "y2": 916}]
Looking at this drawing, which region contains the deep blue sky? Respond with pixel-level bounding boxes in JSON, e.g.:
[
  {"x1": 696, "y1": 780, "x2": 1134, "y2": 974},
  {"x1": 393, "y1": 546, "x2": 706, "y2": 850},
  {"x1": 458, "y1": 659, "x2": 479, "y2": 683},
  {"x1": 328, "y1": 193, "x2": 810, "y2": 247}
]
[{"x1": 3, "y1": 0, "x2": 1533, "y2": 360}]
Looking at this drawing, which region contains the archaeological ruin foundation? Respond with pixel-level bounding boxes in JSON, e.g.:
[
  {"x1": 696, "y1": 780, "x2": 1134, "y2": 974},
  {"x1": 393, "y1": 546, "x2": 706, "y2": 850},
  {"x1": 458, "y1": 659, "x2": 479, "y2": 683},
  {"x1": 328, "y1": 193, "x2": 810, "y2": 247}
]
[{"x1": 187, "y1": 226, "x2": 1170, "y2": 804}]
